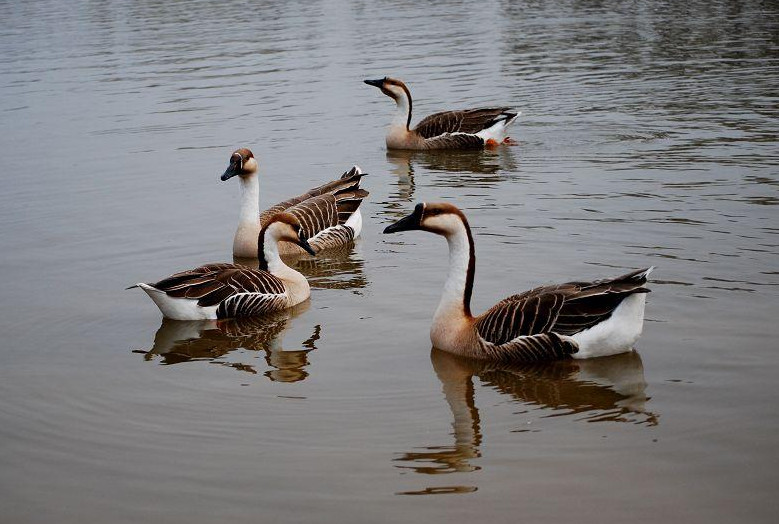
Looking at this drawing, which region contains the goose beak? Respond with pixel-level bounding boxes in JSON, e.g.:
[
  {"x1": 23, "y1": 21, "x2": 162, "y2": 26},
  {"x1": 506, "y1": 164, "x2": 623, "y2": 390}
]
[
  {"x1": 221, "y1": 162, "x2": 240, "y2": 181},
  {"x1": 364, "y1": 78, "x2": 384, "y2": 88},
  {"x1": 297, "y1": 237, "x2": 317, "y2": 256},
  {"x1": 383, "y1": 205, "x2": 423, "y2": 234}
]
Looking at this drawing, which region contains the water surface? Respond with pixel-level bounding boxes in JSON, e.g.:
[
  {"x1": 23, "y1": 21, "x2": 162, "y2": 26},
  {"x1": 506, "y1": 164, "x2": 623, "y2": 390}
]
[{"x1": 1, "y1": 1, "x2": 778, "y2": 522}]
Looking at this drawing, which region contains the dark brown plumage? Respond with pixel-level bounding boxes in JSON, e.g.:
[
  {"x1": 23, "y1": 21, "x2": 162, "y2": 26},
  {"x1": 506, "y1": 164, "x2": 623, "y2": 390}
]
[
  {"x1": 258, "y1": 167, "x2": 368, "y2": 253},
  {"x1": 414, "y1": 108, "x2": 516, "y2": 138},
  {"x1": 259, "y1": 167, "x2": 366, "y2": 227},
  {"x1": 148, "y1": 263, "x2": 287, "y2": 318},
  {"x1": 475, "y1": 268, "x2": 652, "y2": 345}
]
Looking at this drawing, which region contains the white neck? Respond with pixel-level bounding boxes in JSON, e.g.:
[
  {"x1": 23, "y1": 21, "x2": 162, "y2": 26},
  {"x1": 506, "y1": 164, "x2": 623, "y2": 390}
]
[
  {"x1": 392, "y1": 92, "x2": 411, "y2": 129},
  {"x1": 261, "y1": 229, "x2": 310, "y2": 304},
  {"x1": 433, "y1": 223, "x2": 472, "y2": 324},
  {"x1": 238, "y1": 173, "x2": 260, "y2": 224},
  {"x1": 232, "y1": 173, "x2": 262, "y2": 257}
]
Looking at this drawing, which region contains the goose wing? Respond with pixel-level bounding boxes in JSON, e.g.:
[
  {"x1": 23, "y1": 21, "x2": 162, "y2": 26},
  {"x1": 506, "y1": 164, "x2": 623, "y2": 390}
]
[
  {"x1": 281, "y1": 188, "x2": 368, "y2": 240},
  {"x1": 474, "y1": 268, "x2": 653, "y2": 361},
  {"x1": 260, "y1": 166, "x2": 366, "y2": 226},
  {"x1": 421, "y1": 133, "x2": 486, "y2": 149},
  {"x1": 414, "y1": 107, "x2": 515, "y2": 138},
  {"x1": 150, "y1": 264, "x2": 287, "y2": 316}
]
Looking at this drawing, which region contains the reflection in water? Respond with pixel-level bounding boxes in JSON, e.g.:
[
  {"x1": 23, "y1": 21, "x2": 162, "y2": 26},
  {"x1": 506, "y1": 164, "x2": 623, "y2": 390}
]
[
  {"x1": 395, "y1": 349, "x2": 656, "y2": 495},
  {"x1": 234, "y1": 243, "x2": 367, "y2": 293},
  {"x1": 386, "y1": 147, "x2": 519, "y2": 193},
  {"x1": 134, "y1": 303, "x2": 320, "y2": 382},
  {"x1": 385, "y1": 150, "x2": 417, "y2": 203}
]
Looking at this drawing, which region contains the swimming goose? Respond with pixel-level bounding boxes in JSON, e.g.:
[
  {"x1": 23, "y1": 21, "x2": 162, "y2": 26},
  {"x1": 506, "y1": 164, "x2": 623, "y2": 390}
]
[
  {"x1": 221, "y1": 148, "x2": 369, "y2": 258},
  {"x1": 364, "y1": 77, "x2": 518, "y2": 150},
  {"x1": 131, "y1": 213, "x2": 316, "y2": 320},
  {"x1": 383, "y1": 203, "x2": 653, "y2": 361}
]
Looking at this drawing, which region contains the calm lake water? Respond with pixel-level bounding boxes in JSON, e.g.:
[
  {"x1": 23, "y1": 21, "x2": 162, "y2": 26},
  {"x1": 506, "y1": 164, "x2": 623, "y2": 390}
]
[{"x1": 1, "y1": 0, "x2": 777, "y2": 522}]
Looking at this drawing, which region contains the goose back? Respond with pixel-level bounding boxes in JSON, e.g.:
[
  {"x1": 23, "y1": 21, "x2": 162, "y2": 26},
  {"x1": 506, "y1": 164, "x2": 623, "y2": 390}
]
[
  {"x1": 473, "y1": 268, "x2": 652, "y2": 360},
  {"x1": 414, "y1": 107, "x2": 516, "y2": 138},
  {"x1": 148, "y1": 263, "x2": 288, "y2": 318}
]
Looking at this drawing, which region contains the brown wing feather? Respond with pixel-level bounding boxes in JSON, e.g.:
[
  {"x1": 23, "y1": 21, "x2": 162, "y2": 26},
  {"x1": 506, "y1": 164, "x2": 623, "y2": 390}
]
[
  {"x1": 414, "y1": 107, "x2": 514, "y2": 138},
  {"x1": 476, "y1": 268, "x2": 653, "y2": 342},
  {"x1": 284, "y1": 194, "x2": 339, "y2": 239},
  {"x1": 333, "y1": 188, "x2": 369, "y2": 224},
  {"x1": 476, "y1": 293, "x2": 566, "y2": 345},
  {"x1": 423, "y1": 133, "x2": 486, "y2": 150},
  {"x1": 480, "y1": 332, "x2": 578, "y2": 362},
  {"x1": 150, "y1": 264, "x2": 286, "y2": 308},
  {"x1": 216, "y1": 292, "x2": 289, "y2": 318},
  {"x1": 309, "y1": 225, "x2": 356, "y2": 252},
  {"x1": 260, "y1": 167, "x2": 366, "y2": 226}
]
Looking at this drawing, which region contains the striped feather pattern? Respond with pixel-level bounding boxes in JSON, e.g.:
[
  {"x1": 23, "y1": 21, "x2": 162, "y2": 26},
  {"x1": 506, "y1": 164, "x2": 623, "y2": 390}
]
[
  {"x1": 474, "y1": 268, "x2": 652, "y2": 358},
  {"x1": 333, "y1": 188, "x2": 369, "y2": 224},
  {"x1": 149, "y1": 263, "x2": 288, "y2": 318},
  {"x1": 257, "y1": 168, "x2": 368, "y2": 253},
  {"x1": 414, "y1": 108, "x2": 515, "y2": 138},
  {"x1": 285, "y1": 194, "x2": 339, "y2": 239},
  {"x1": 476, "y1": 293, "x2": 565, "y2": 345},
  {"x1": 217, "y1": 292, "x2": 288, "y2": 319},
  {"x1": 423, "y1": 133, "x2": 485, "y2": 150},
  {"x1": 309, "y1": 225, "x2": 356, "y2": 251},
  {"x1": 479, "y1": 332, "x2": 578, "y2": 362},
  {"x1": 259, "y1": 167, "x2": 366, "y2": 227}
]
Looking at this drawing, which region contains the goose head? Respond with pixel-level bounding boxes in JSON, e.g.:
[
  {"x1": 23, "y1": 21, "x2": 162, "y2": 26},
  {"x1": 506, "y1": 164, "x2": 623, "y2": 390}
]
[
  {"x1": 364, "y1": 77, "x2": 411, "y2": 103},
  {"x1": 221, "y1": 148, "x2": 259, "y2": 181},
  {"x1": 383, "y1": 202, "x2": 469, "y2": 237},
  {"x1": 261, "y1": 212, "x2": 317, "y2": 256}
]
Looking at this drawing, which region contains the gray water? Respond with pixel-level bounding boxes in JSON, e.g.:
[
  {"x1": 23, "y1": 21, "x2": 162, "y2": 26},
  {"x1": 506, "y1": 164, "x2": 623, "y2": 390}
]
[{"x1": 1, "y1": 0, "x2": 778, "y2": 522}]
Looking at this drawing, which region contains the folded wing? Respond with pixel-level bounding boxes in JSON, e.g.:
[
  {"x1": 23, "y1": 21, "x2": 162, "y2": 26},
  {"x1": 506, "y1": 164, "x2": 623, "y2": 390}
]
[
  {"x1": 414, "y1": 108, "x2": 516, "y2": 138},
  {"x1": 474, "y1": 268, "x2": 652, "y2": 361},
  {"x1": 149, "y1": 263, "x2": 287, "y2": 316}
]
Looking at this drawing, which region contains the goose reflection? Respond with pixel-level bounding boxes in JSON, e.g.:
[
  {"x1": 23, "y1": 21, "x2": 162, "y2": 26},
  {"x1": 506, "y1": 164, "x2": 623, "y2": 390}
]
[
  {"x1": 395, "y1": 349, "x2": 656, "y2": 494},
  {"x1": 234, "y1": 243, "x2": 367, "y2": 292},
  {"x1": 385, "y1": 150, "x2": 417, "y2": 202},
  {"x1": 135, "y1": 302, "x2": 320, "y2": 382},
  {"x1": 386, "y1": 147, "x2": 518, "y2": 191}
]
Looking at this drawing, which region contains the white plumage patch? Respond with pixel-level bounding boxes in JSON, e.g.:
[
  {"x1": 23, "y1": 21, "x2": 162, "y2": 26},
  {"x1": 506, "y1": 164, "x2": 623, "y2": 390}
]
[
  {"x1": 137, "y1": 283, "x2": 218, "y2": 320},
  {"x1": 475, "y1": 111, "x2": 520, "y2": 142},
  {"x1": 570, "y1": 293, "x2": 647, "y2": 359},
  {"x1": 344, "y1": 207, "x2": 362, "y2": 237}
]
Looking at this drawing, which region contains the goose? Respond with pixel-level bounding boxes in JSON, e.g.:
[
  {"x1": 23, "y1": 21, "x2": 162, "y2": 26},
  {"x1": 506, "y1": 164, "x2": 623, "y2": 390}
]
[
  {"x1": 130, "y1": 213, "x2": 316, "y2": 320},
  {"x1": 221, "y1": 148, "x2": 369, "y2": 258},
  {"x1": 364, "y1": 77, "x2": 519, "y2": 150},
  {"x1": 383, "y1": 202, "x2": 653, "y2": 361}
]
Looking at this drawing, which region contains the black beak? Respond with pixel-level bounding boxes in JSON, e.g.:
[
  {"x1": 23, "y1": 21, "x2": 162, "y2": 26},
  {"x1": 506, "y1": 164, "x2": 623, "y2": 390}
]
[
  {"x1": 383, "y1": 203, "x2": 424, "y2": 234},
  {"x1": 221, "y1": 157, "x2": 242, "y2": 181},
  {"x1": 364, "y1": 78, "x2": 384, "y2": 88},
  {"x1": 297, "y1": 236, "x2": 317, "y2": 256}
]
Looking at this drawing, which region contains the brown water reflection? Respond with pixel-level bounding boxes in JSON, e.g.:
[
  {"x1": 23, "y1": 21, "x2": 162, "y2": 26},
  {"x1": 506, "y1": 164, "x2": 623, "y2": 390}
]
[
  {"x1": 395, "y1": 349, "x2": 656, "y2": 495},
  {"x1": 135, "y1": 303, "x2": 319, "y2": 382},
  {"x1": 386, "y1": 147, "x2": 519, "y2": 193},
  {"x1": 2, "y1": 0, "x2": 778, "y2": 520}
]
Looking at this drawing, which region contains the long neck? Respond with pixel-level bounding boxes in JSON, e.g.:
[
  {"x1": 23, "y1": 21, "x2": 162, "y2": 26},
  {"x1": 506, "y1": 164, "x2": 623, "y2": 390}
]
[
  {"x1": 238, "y1": 173, "x2": 260, "y2": 225},
  {"x1": 433, "y1": 220, "x2": 476, "y2": 322},
  {"x1": 392, "y1": 90, "x2": 412, "y2": 130},
  {"x1": 258, "y1": 227, "x2": 309, "y2": 301},
  {"x1": 258, "y1": 227, "x2": 284, "y2": 273}
]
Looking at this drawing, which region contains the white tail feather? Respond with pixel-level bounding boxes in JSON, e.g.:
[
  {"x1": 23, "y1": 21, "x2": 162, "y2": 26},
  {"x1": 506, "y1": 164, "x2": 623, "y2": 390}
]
[{"x1": 137, "y1": 283, "x2": 218, "y2": 321}]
